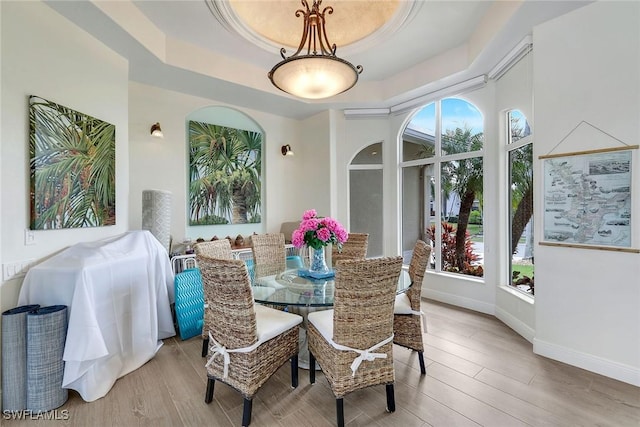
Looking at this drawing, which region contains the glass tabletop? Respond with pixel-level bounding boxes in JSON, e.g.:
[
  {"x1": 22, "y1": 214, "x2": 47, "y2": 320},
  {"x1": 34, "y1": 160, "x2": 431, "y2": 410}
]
[{"x1": 251, "y1": 267, "x2": 411, "y2": 307}]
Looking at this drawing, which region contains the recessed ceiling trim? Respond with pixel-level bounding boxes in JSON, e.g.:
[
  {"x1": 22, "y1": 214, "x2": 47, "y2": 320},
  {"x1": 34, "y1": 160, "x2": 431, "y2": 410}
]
[
  {"x1": 390, "y1": 75, "x2": 488, "y2": 114},
  {"x1": 205, "y1": 0, "x2": 422, "y2": 57},
  {"x1": 343, "y1": 108, "x2": 391, "y2": 118},
  {"x1": 345, "y1": 75, "x2": 488, "y2": 119},
  {"x1": 488, "y1": 35, "x2": 533, "y2": 80}
]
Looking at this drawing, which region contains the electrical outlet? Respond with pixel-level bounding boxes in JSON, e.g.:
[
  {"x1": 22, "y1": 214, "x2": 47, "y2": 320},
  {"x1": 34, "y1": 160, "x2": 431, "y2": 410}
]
[
  {"x1": 2, "y1": 259, "x2": 35, "y2": 281},
  {"x1": 25, "y1": 229, "x2": 35, "y2": 245}
]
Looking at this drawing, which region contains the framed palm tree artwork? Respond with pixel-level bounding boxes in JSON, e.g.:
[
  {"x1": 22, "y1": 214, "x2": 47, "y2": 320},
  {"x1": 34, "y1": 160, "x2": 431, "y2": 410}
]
[
  {"x1": 188, "y1": 120, "x2": 262, "y2": 225},
  {"x1": 29, "y1": 95, "x2": 116, "y2": 230}
]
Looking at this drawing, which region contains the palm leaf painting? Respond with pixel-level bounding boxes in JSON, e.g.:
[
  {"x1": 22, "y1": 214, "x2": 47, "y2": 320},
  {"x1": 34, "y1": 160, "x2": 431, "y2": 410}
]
[
  {"x1": 29, "y1": 95, "x2": 116, "y2": 229},
  {"x1": 188, "y1": 120, "x2": 262, "y2": 225}
]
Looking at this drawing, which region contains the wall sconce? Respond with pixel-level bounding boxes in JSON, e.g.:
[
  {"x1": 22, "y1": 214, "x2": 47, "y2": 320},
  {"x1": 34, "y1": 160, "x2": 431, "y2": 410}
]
[
  {"x1": 150, "y1": 122, "x2": 164, "y2": 138},
  {"x1": 281, "y1": 144, "x2": 294, "y2": 156}
]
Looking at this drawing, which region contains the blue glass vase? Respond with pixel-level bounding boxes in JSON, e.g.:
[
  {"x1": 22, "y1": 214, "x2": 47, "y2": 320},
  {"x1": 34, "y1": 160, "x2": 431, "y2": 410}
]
[{"x1": 308, "y1": 246, "x2": 330, "y2": 274}]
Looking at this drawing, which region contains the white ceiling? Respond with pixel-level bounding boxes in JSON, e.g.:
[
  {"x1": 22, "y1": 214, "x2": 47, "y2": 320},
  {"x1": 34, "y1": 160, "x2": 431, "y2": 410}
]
[{"x1": 46, "y1": 0, "x2": 591, "y2": 119}]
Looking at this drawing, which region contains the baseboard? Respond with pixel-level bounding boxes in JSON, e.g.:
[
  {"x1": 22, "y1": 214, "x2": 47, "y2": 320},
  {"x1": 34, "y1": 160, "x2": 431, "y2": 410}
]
[
  {"x1": 422, "y1": 288, "x2": 494, "y2": 315},
  {"x1": 495, "y1": 306, "x2": 535, "y2": 343},
  {"x1": 422, "y1": 288, "x2": 640, "y2": 387},
  {"x1": 533, "y1": 338, "x2": 640, "y2": 387}
]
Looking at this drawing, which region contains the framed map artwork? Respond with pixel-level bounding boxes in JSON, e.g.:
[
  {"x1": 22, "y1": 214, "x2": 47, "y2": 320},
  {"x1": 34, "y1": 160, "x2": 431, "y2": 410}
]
[{"x1": 541, "y1": 147, "x2": 635, "y2": 251}]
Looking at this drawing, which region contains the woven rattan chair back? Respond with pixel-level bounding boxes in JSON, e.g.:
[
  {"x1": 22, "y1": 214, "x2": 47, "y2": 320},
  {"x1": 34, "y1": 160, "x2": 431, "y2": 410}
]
[
  {"x1": 406, "y1": 240, "x2": 431, "y2": 311},
  {"x1": 199, "y1": 254, "x2": 301, "y2": 426},
  {"x1": 307, "y1": 256, "x2": 403, "y2": 427},
  {"x1": 198, "y1": 256, "x2": 258, "y2": 349},
  {"x1": 331, "y1": 232, "x2": 368, "y2": 266},
  {"x1": 332, "y1": 256, "x2": 401, "y2": 348},
  {"x1": 195, "y1": 240, "x2": 235, "y2": 357},
  {"x1": 194, "y1": 239, "x2": 233, "y2": 259},
  {"x1": 393, "y1": 239, "x2": 432, "y2": 375},
  {"x1": 251, "y1": 233, "x2": 286, "y2": 278}
]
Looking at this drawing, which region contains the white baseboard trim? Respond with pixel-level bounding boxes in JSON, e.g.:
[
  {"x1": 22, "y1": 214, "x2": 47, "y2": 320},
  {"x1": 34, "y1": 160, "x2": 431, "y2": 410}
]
[
  {"x1": 421, "y1": 289, "x2": 640, "y2": 386},
  {"x1": 533, "y1": 338, "x2": 640, "y2": 387},
  {"x1": 495, "y1": 307, "x2": 535, "y2": 343},
  {"x1": 422, "y1": 289, "x2": 494, "y2": 315}
]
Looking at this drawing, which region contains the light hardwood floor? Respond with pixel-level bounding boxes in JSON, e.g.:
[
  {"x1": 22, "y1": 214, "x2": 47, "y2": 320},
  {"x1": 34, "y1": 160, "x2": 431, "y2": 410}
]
[{"x1": 5, "y1": 299, "x2": 639, "y2": 426}]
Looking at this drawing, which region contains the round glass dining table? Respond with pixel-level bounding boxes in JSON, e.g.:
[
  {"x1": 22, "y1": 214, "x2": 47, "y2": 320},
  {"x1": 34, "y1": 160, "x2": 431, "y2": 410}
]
[
  {"x1": 251, "y1": 267, "x2": 412, "y2": 307},
  {"x1": 251, "y1": 266, "x2": 412, "y2": 369}
]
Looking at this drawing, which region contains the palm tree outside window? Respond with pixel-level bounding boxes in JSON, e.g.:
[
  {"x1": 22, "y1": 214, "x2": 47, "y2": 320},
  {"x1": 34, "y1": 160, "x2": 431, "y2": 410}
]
[
  {"x1": 507, "y1": 109, "x2": 534, "y2": 295},
  {"x1": 401, "y1": 97, "x2": 484, "y2": 277}
]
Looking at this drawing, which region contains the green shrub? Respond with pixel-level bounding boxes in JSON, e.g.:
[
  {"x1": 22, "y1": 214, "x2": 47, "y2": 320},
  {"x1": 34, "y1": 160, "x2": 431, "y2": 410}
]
[
  {"x1": 469, "y1": 210, "x2": 482, "y2": 225},
  {"x1": 426, "y1": 222, "x2": 482, "y2": 276}
]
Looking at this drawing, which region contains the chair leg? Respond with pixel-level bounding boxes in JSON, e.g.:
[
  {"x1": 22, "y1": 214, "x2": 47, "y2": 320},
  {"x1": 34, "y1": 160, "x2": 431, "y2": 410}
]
[
  {"x1": 291, "y1": 355, "x2": 299, "y2": 388},
  {"x1": 204, "y1": 378, "x2": 215, "y2": 403},
  {"x1": 336, "y1": 398, "x2": 344, "y2": 427},
  {"x1": 242, "y1": 398, "x2": 252, "y2": 427},
  {"x1": 309, "y1": 352, "x2": 316, "y2": 384},
  {"x1": 386, "y1": 384, "x2": 395, "y2": 413},
  {"x1": 201, "y1": 337, "x2": 209, "y2": 357},
  {"x1": 418, "y1": 351, "x2": 426, "y2": 375}
]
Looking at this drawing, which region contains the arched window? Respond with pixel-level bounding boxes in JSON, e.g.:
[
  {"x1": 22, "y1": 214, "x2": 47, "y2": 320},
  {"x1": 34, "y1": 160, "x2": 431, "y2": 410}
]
[
  {"x1": 401, "y1": 98, "x2": 484, "y2": 277},
  {"x1": 506, "y1": 109, "x2": 534, "y2": 295},
  {"x1": 349, "y1": 142, "x2": 383, "y2": 257}
]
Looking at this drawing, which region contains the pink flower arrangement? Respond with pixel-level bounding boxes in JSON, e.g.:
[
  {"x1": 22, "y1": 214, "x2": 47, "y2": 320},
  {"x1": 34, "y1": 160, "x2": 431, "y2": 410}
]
[{"x1": 291, "y1": 209, "x2": 348, "y2": 250}]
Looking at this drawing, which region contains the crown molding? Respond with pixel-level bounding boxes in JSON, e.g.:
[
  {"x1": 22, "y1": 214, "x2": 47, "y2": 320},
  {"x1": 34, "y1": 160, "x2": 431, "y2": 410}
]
[
  {"x1": 344, "y1": 75, "x2": 488, "y2": 119},
  {"x1": 488, "y1": 35, "x2": 533, "y2": 81}
]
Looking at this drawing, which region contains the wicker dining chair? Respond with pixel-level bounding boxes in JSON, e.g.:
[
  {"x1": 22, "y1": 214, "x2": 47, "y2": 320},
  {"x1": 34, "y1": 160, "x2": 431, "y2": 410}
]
[
  {"x1": 307, "y1": 256, "x2": 403, "y2": 427},
  {"x1": 194, "y1": 239, "x2": 234, "y2": 357},
  {"x1": 393, "y1": 240, "x2": 432, "y2": 374},
  {"x1": 198, "y1": 255, "x2": 302, "y2": 427},
  {"x1": 331, "y1": 232, "x2": 368, "y2": 266},
  {"x1": 251, "y1": 233, "x2": 287, "y2": 278}
]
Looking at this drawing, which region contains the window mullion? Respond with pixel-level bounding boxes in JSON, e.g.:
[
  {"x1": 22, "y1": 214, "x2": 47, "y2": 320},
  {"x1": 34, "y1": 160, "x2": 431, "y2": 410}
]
[{"x1": 434, "y1": 100, "x2": 442, "y2": 272}]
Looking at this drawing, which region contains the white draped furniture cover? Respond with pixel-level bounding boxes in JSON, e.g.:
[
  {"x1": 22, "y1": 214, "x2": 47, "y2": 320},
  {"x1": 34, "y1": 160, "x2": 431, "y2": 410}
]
[{"x1": 18, "y1": 230, "x2": 176, "y2": 402}]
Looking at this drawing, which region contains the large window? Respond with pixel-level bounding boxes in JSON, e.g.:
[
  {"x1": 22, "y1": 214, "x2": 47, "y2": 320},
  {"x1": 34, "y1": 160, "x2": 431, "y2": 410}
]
[
  {"x1": 507, "y1": 110, "x2": 534, "y2": 295},
  {"x1": 401, "y1": 98, "x2": 484, "y2": 277}
]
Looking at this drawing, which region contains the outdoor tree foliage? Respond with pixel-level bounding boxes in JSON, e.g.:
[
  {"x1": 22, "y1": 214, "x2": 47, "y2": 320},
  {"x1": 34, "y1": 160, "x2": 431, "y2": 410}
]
[
  {"x1": 427, "y1": 222, "x2": 482, "y2": 276},
  {"x1": 509, "y1": 117, "x2": 534, "y2": 255},
  {"x1": 441, "y1": 126, "x2": 483, "y2": 271}
]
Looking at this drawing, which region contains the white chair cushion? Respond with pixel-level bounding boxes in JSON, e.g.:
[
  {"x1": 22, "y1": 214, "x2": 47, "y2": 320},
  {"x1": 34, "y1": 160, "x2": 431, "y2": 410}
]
[
  {"x1": 308, "y1": 309, "x2": 335, "y2": 343},
  {"x1": 394, "y1": 292, "x2": 414, "y2": 314},
  {"x1": 308, "y1": 308, "x2": 394, "y2": 376},
  {"x1": 252, "y1": 287, "x2": 276, "y2": 301},
  {"x1": 254, "y1": 274, "x2": 286, "y2": 289},
  {"x1": 254, "y1": 303, "x2": 302, "y2": 344}
]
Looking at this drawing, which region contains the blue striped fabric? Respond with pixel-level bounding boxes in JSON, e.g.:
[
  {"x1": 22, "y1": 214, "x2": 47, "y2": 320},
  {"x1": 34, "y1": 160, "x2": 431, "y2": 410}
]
[{"x1": 174, "y1": 268, "x2": 205, "y2": 340}]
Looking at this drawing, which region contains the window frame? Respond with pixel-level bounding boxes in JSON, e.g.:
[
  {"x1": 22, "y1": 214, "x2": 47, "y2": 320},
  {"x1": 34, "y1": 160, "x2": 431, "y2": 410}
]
[
  {"x1": 400, "y1": 97, "x2": 484, "y2": 277},
  {"x1": 505, "y1": 109, "x2": 534, "y2": 297}
]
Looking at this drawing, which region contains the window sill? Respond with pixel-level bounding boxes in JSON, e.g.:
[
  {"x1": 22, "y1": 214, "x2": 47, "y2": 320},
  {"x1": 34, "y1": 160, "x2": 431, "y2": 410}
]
[
  {"x1": 425, "y1": 269, "x2": 484, "y2": 284},
  {"x1": 498, "y1": 284, "x2": 534, "y2": 304}
]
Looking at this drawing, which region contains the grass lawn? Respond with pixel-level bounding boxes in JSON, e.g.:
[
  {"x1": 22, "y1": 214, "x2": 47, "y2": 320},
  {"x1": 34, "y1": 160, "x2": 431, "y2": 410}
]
[
  {"x1": 466, "y1": 224, "x2": 483, "y2": 242},
  {"x1": 512, "y1": 263, "x2": 534, "y2": 278}
]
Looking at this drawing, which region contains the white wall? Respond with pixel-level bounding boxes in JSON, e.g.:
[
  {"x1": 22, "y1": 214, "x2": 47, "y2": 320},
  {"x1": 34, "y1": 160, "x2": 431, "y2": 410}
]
[
  {"x1": 0, "y1": 1, "x2": 129, "y2": 312},
  {"x1": 293, "y1": 110, "x2": 332, "y2": 218},
  {"x1": 494, "y1": 52, "x2": 536, "y2": 341},
  {"x1": 128, "y1": 82, "x2": 309, "y2": 244},
  {"x1": 533, "y1": 1, "x2": 640, "y2": 385}
]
